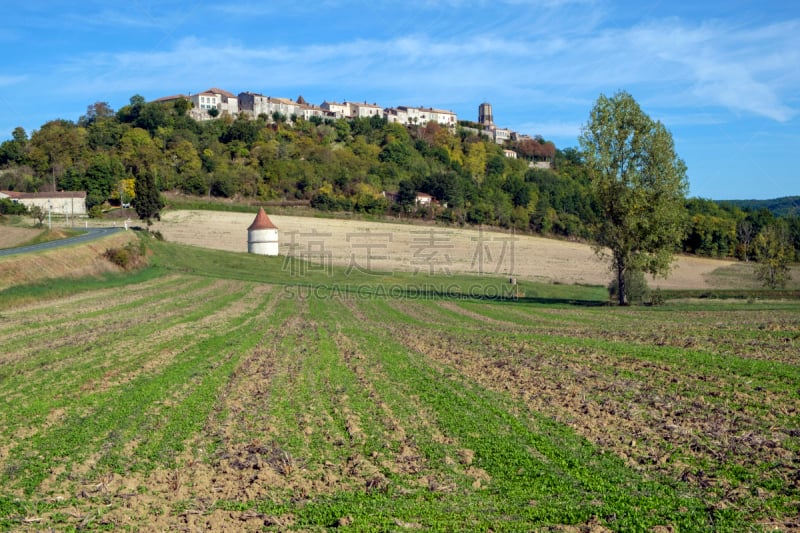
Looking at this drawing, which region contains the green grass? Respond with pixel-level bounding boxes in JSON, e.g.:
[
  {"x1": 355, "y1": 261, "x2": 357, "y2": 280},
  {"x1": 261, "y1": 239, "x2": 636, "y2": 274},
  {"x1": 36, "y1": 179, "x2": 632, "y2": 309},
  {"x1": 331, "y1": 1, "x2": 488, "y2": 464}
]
[
  {"x1": 19, "y1": 227, "x2": 85, "y2": 246},
  {"x1": 0, "y1": 263, "x2": 168, "y2": 310},
  {"x1": 703, "y1": 262, "x2": 800, "y2": 292},
  {"x1": 0, "y1": 238, "x2": 797, "y2": 531},
  {"x1": 146, "y1": 237, "x2": 607, "y2": 304}
]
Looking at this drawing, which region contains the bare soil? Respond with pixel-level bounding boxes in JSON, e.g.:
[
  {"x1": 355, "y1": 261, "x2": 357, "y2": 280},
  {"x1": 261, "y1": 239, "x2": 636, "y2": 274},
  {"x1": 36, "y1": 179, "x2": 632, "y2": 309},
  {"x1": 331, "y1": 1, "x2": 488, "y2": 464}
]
[
  {"x1": 379, "y1": 301, "x2": 800, "y2": 520},
  {"x1": 153, "y1": 210, "x2": 737, "y2": 290}
]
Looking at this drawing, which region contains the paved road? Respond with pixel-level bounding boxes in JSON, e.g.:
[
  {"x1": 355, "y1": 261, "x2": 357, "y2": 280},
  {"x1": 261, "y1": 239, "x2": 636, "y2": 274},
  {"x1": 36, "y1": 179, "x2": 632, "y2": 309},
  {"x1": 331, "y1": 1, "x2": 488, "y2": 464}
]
[{"x1": 0, "y1": 227, "x2": 125, "y2": 257}]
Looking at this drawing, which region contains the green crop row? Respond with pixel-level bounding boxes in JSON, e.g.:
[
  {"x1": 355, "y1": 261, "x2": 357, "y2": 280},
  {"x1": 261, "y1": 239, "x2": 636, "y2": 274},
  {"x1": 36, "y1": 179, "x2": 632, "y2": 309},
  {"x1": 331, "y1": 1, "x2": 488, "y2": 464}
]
[
  {"x1": 1, "y1": 239, "x2": 797, "y2": 530},
  {"x1": 0, "y1": 278, "x2": 283, "y2": 499}
]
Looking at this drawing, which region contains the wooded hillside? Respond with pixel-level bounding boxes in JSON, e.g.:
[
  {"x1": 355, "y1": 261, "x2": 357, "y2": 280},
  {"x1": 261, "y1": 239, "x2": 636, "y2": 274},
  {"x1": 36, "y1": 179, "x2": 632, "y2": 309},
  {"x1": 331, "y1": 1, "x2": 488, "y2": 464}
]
[{"x1": 1, "y1": 95, "x2": 798, "y2": 261}]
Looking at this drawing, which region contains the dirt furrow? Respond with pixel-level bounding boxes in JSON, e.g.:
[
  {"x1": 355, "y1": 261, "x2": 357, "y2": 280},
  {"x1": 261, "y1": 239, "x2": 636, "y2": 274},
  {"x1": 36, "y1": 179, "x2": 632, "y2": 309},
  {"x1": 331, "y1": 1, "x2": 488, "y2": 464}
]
[{"x1": 383, "y1": 319, "x2": 800, "y2": 511}]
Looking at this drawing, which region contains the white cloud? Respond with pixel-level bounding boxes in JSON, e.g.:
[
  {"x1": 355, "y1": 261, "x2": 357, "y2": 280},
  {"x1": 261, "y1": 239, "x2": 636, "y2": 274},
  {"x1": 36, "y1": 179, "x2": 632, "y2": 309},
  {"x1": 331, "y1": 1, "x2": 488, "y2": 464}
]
[
  {"x1": 0, "y1": 75, "x2": 27, "y2": 87},
  {"x1": 48, "y1": 8, "x2": 799, "y2": 127},
  {"x1": 624, "y1": 19, "x2": 798, "y2": 121},
  {"x1": 64, "y1": 9, "x2": 171, "y2": 29}
]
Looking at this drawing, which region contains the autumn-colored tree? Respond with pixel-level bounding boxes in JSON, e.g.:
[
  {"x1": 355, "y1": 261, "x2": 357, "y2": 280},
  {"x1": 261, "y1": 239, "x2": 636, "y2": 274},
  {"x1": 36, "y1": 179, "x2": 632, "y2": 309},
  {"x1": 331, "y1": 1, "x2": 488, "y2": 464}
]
[
  {"x1": 464, "y1": 141, "x2": 487, "y2": 182},
  {"x1": 79, "y1": 102, "x2": 115, "y2": 126},
  {"x1": 111, "y1": 178, "x2": 136, "y2": 205},
  {"x1": 515, "y1": 138, "x2": 556, "y2": 161}
]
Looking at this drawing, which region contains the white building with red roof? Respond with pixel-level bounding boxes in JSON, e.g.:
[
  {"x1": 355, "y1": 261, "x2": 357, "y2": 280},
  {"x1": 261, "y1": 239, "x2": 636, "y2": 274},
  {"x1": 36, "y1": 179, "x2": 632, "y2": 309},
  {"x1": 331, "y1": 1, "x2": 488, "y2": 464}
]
[
  {"x1": 188, "y1": 88, "x2": 239, "y2": 119},
  {"x1": 247, "y1": 207, "x2": 279, "y2": 256}
]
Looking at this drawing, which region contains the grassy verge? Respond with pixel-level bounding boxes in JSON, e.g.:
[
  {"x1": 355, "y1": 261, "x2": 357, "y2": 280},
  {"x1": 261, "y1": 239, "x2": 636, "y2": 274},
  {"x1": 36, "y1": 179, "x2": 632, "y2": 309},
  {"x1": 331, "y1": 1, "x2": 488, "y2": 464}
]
[{"x1": 17, "y1": 227, "x2": 85, "y2": 247}]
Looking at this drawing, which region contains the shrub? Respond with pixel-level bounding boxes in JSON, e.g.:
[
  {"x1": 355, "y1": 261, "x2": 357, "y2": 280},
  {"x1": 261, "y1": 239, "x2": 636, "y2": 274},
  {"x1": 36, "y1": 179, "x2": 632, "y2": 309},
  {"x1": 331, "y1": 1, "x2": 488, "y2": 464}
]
[
  {"x1": 88, "y1": 205, "x2": 104, "y2": 218},
  {"x1": 649, "y1": 288, "x2": 665, "y2": 306},
  {"x1": 103, "y1": 240, "x2": 146, "y2": 270},
  {"x1": 104, "y1": 246, "x2": 131, "y2": 269},
  {"x1": 608, "y1": 269, "x2": 650, "y2": 305},
  {"x1": 0, "y1": 198, "x2": 27, "y2": 215}
]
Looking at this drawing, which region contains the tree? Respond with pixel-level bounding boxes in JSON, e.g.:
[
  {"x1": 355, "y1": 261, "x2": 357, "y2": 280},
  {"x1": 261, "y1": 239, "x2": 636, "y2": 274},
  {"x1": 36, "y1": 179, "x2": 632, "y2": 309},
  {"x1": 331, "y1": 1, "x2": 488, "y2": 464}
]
[
  {"x1": 117, "y1": 178, "x2": 136, "y2": 206},
  {"x1": 579, "y1": 91, "x2": 688, "y2": 305},
  {"x1": 753, "y1": 222, "x2": 793, "y2": 289},
  {"x1": 396, "y1": 180, "x2": 419, "y2": 215},
  {"x1": 379, "y1": 141, "x2": 412, "y2": 166},
  {"x1": 0, "y1": 127, "x2": 29, "y2": 166},
  {"x1": 30, "y1": 205, "x2": 46, "y2": 227},
  {"x1": 173, "y1": 97, "x2": 191, "y2": 116},
  {"x1": 134, "y1": 102, "x2": 173, "y2": 134},
  {"x1": 134, "y1": 171, "x2": 164, "y2": 226},
  {"x1": 79, "y1": 102, "x2": 114, "y2": 126},
  {"x1": 464, "y1": 141, "x2": 487, "y2": 181},
  {"x1": 28, "y1": 119, "x2": 88, "y2": 191},
  {"x1": 737, "y1": 219, "x2": 755, "y2": 262},
  {"x1": 83, "y1": 153, "x2": 126, "y2": 206},
  {"x1": 119, "y1": 128, "x2": 160, "y2": 177}
]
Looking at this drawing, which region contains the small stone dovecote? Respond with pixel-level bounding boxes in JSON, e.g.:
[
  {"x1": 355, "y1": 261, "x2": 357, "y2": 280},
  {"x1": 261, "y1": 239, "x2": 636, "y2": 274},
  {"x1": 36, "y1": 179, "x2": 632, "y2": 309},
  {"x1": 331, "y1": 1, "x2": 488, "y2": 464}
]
[{"x1": 247, "y1": 207, "x2": 279, "y2": 256}]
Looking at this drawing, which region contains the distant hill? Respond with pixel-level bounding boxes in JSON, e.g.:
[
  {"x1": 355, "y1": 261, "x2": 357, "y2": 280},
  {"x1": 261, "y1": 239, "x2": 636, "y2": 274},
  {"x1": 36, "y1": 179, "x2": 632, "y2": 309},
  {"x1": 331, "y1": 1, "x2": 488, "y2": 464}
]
[{"x1": 718, "y1": 196, "x2": 800, "y2": 217}]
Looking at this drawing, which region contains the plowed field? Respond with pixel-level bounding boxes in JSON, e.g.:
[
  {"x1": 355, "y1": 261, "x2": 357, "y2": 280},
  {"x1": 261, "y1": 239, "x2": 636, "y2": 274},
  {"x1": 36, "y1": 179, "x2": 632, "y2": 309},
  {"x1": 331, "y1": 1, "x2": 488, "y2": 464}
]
[{"x1": 1, "y1": 262, "x2": 798, "y2": 531}]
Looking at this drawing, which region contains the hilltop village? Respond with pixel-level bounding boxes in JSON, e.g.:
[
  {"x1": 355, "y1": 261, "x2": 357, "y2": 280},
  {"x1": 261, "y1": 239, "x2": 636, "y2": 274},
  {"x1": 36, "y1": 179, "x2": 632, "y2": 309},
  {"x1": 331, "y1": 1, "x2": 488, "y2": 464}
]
[
  {"x1": 2, "y1": 85, "x2": 565, "y2": 235},
  {"x1": 155, "y1": 88, "x2": 546, "y2": 160}
]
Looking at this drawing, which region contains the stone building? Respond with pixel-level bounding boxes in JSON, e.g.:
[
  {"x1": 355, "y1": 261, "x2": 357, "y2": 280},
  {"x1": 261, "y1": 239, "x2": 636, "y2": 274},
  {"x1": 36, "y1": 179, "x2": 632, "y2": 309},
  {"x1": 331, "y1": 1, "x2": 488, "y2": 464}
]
[{"x1": 0, "y1": 190, "x2": 87, "y2": 217}]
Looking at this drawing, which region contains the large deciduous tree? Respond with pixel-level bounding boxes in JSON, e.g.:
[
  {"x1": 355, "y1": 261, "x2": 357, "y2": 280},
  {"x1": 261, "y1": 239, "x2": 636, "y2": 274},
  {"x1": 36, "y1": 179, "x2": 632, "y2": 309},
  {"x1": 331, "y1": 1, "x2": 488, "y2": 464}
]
[
  {"x1": 579, "y1": 91, "x2": 688, "y2": 305},
  {"x1": 28, "y1": 120, "x2": 88, "y2": 191}
]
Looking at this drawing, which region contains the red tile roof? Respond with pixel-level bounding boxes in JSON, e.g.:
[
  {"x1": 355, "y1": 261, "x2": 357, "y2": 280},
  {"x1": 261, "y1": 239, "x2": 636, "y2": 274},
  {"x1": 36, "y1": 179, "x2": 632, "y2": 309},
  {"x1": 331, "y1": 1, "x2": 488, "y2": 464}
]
[
  {"x1": 1, "y1": 190, "x2": 86, "y2": 199},
  {"x1": 207, "y1": 88, "x2": 237, "y2": 98},
  {"x1": 248, "y1": 207, "x2": 277, "y2": 230}
]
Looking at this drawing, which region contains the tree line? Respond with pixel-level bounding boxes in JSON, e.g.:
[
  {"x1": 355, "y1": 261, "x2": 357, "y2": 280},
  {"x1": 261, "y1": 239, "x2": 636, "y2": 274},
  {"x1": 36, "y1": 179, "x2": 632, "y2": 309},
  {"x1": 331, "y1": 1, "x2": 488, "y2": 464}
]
[{"x1": 1, "y1": 94, "x2": 797, "y2": 276}]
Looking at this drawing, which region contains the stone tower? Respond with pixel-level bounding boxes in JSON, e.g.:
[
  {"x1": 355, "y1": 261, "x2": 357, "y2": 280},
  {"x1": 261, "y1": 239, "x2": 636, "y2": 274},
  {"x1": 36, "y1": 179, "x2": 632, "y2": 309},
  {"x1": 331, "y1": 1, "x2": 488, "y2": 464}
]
[
  {"x1": 478, "y1": 102, "x2": 494, "y2": 127},
  {"x1": 247, "y1": 207, "x2": 279, "y2": 256}
]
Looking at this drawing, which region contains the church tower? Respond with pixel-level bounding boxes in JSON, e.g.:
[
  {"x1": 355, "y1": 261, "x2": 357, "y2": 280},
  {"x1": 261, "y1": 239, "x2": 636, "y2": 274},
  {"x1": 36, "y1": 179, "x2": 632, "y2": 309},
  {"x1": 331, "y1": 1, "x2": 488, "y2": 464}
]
[{"x1": 478, "y1": 102, "x2": 494, "y2": 127}]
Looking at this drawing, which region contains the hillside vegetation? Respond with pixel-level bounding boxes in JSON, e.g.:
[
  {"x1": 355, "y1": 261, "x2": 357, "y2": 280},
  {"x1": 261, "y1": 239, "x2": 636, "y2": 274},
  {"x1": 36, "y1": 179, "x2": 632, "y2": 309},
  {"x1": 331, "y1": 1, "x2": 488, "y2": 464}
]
[
  {"x1": 720, "y1": 197, "x2": 800, "y2": 218},
  {"x1": 1, "y1": 237, "x2": 799, "y2": 531},
  {"x1": 1, "y1": 96, "x2": 798, "y2": 263}
]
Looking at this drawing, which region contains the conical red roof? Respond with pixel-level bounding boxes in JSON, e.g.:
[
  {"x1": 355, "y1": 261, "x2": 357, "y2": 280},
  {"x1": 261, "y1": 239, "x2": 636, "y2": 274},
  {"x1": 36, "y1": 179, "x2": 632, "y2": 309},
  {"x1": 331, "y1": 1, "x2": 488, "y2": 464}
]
[{"x1": 248, "y1": 207, "x2": 277, "y2": 230}]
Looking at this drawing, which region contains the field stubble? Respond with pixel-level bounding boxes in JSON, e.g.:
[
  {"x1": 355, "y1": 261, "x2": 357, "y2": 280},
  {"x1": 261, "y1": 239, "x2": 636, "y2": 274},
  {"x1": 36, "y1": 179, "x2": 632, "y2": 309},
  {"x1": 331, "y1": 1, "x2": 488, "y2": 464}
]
[{"x1": 153, "y1": 210, "x2": 739, "y2": 290}]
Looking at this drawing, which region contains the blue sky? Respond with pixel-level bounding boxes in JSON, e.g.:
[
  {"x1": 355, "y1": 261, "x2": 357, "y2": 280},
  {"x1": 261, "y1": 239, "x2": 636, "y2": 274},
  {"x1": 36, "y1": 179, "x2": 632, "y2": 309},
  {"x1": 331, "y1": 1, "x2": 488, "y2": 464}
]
[{"x1": 1, "y1": 0, "x2": 798, "y2": 200}]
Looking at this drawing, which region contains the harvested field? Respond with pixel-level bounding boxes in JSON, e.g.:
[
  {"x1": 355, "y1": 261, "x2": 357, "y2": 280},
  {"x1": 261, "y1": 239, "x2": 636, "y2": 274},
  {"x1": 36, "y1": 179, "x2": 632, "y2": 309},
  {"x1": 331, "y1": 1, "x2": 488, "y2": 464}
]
[
  {"x1": 153, "y1": 210, "x2": 737, "y2": 290},
  {"x1": 0, "y1": 226, "x2": 40, "y2": 249},
  {"x1": 1, "y1": 245, "x2": 798, "y2": 530}
]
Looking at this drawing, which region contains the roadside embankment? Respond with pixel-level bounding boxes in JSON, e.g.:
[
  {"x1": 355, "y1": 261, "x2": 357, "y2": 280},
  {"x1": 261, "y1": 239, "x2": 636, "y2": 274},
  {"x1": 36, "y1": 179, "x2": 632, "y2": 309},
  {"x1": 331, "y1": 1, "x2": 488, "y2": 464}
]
[{"x1": 0, "y1": 230, "x2": 139, "y2": 291}]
